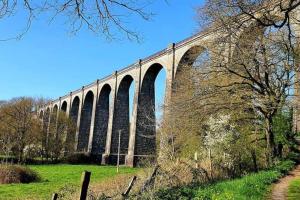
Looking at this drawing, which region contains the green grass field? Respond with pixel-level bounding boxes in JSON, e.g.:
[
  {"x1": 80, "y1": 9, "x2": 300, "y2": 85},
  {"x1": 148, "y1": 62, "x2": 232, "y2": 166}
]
[
  {"x1": 288, "y1": 178, "x2": 300, "y2": 200},
  {"x1": 0, "y1": 165, "x2": 138, "y2": 200}
]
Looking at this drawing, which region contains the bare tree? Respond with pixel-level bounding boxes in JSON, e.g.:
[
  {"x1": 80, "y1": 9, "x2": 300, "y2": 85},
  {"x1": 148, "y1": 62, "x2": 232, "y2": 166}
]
[
  {"x1": 0, "y1": 97, "x2": 41, "y2": 163},
  {"x1": 198, "y1": 0, "x2": 300, "y2": 45},
  {"x1": 0, "y1": 103, "x2": 15, "y2": 163},
  {"x1": 156, "y1": 2, "x2": 300, "y2": 170},
  {"x1": 46, "y1": 110, "x2": 76, "y2": 161},
  {"x1": 0, "y1": 0, "x2": 154, "y2": 41},
  {"x1": 175, "y1": 1, "x2": 300, "y2": 164}
]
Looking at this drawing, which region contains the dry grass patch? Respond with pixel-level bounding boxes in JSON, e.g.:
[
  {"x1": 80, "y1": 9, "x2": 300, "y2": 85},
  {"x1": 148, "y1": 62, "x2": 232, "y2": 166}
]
[{"x1": 82, "y1": 160, "x2": 211, "y2": 199}]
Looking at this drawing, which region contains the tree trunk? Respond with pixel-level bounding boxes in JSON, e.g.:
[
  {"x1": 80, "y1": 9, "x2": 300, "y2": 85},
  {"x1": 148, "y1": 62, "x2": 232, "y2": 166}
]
[
  {"x1": 251, "y1": 149, "x2": 258, "y2": 172},
  {"x1": 265, "y1": 117, "x2": 276, "y2": 165},
  {"x1": 277, "y1": 143, "x2": 283, "y2": 158},
  {"x1": 18, "y1": 149, "x2": 23, "y2": 164}
]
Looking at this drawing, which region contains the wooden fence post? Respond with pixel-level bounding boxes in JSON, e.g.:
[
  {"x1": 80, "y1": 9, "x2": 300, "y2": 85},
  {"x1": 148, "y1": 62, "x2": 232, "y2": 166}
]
[
  {"x1": 122, "y1": 176, "x2": 137, "y2": 198},
  {"x1": 141, "y1": 165, "x2": 159, "y2": 193},
  {"x1": 79, "y1": 171, "x2": 91, "y2": 200},
  {"x1": 208, "y1": 148, "x2": 213, "y2": 178},
  {"x1": 51, "y1": 193, "x2": 58, "y2": 200},
  {"x1": 194, "y1": 151, "x2": 199, "y2": 169},
  {"x1": 117, "y1": 130, "x2": 122, "y2": 173}
]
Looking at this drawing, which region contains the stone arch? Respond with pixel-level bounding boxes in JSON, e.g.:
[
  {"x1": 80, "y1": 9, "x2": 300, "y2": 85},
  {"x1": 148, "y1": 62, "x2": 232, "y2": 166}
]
[
  {"x1": 39, "y1": 110, "x2": 44, "y2": 119},
  {"x1": 111, "y1": 75, "x2": 134, "y2": 164},
  {"x1": 42, "y1": 108, "x2": 51, "y2": 147},
  {"x1": 70, "y1": 96, "x2": 80, "y2": 124},
  {"x1": 58, "y1": 101, "x2": 68, "y2": 140},
  {"x1": 228, "y1": 21, "x2": 290, "y2": 81},
  {"x1": 43, "y1": 108, "x2": 50, "y2": 130},
  {"x1": 61, "y1": 101, "x2": 67, "y2": 112},
  {"x1": 176, "y1": 45, "x2": 208, "y2": 78},
  {"x1": 78, "y1": 91, "x2": 94, "y2": 152},
  {"x1": 173, "y1": 45, "x2": 211, "y2": 94},
  {"x1": 135, "y1": 63, "x2": 166, "y2": 159},
  {"x1": 53, "y1": 104, "x2": 58, "y2": 114},
  {"x1": 68, "y1": 96, "x2": 80, "y2": 149},
  {"x1": 178, "y1": 46, "x2": 205, "y2": 66},
  {"x1": 92, "y1": 84, "x2": 111, "y2": 155},
  {"x1": 50, "y1": 105, "x2": 58, "y2": 130},
  {"x1": 231, "y1": 22, "x2": 265, "y2": 58},
  {"x1": 47, "y1": 105, "x2": 58, "y2": 137},
  {"x1": 229, "y1": 10, "x2": 293, "y2": 55},
  {"x1": 45, "y1": 108, "x2": 50, "y2": 118}
]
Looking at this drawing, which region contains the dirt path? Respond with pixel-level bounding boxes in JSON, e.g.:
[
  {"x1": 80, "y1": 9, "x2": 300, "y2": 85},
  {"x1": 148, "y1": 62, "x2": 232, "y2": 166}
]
[{"x1": 271, "y1": 165, "x2": 300, "y2": 200}]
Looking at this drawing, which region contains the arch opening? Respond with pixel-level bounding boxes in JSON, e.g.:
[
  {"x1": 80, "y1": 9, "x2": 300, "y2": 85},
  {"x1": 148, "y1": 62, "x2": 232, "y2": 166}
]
[
  {"x1": 135, "y1": 64, "x2": 166, "y2": 163},
  {"x1": 49, "y1": 105, "x2": 58, "y2": 135},
  {"x1": 61, "y1": 101, "x2": 67, "y2": 112},
  {"x1": 52, "y1": 105, "x2": 58, "y2": 116},
  {"x1": 111, "y1": 75, "x2": 135, "y2": 164},
  {"x1": 70, "y1": 97, "x2": 80, "y2": 125},
  {"x1": 42, "y1": 108, "x2": 50, "y2": 150},
  {"x1": 173, "y1": 46, "x2": 211, "y2": 94},
  {"x1": 68, "y1": 96, "x2": 80, "y2": 151},
  {"x1": 39, "y1": 110, "x2": 44, "y2": 119},
  {"x1": 78, "y1": 91, "x2": 94, "y2": 152},
  {"x1": 44, "y1": 105, "x2": 59, "y2": 150},
  {"x1": 176, "y1": 46, "x2": 210, "y2": 78},
  {"x1": 92, "y1": 84, "x2": 112, "y2": 155},
  {"x1": 43, "y1": 108, "x2": 50, "y2": 134},
  {"x1": 44, "y1": 108, "x2": 50, "y2": 124}
]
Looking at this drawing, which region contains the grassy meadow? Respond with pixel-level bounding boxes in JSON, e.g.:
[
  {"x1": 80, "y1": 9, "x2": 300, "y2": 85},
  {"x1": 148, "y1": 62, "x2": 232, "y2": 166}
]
[{"x1": 0, "y1": 165, "x2": 138, "y2": 200}]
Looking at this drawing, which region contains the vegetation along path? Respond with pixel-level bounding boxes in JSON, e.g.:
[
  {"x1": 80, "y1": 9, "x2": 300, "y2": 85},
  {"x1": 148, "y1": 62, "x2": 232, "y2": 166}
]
[{"x1": 271, "y1": 165, "x2": 300, "y2": 200}]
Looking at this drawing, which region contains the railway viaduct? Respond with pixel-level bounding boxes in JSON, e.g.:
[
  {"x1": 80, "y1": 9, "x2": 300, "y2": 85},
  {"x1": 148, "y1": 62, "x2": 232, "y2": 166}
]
[
  {"x1": 39, "y1": 8, "x2": 300, "y2": 167},
  {"x1": 38, "y1": 28, "x2": 222, "y2": 167}
]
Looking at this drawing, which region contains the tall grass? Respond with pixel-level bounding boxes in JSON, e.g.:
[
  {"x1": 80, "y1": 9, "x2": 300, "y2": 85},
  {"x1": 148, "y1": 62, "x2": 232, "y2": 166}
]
[
  {"x1": 194, "y1": 171, "x2": 280, "y2": 200},
  {"x1": 155, "y1": 160, "x2": 295, "y2": 200}
]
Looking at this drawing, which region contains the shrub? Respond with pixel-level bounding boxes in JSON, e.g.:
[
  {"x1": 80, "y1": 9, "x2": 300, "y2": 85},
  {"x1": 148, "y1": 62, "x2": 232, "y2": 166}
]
[
  {"x1": 154, "y1": 160, "x2": 210, "y2": 189},
  {"x1": 194, "y1": 170, "x2": 281, "y2": 200},
  {"x1": 155, "y1": 186, "x2": 195, "y2": 200},
  {"x1": 154, "y1": 170, "x2": 281, "y2": 200},
  {"x1": 57, "y1": 184, "x2": 78, "y2": 200},
  {"x1": 0, "y1": 164, "x2": 40, "y2": 184},
  {"x1": 273, "y1": 160, "x2": 295, "y2": 174},
  {"x1": 152, "y1": 160, "x2": 296, "y2": 200},
  {"x1": 287, "y1": 152, "x2": 300, "y2": 163},
  {"x1": 63, "y1": 153, "x2": 94, "y2": 164},
  {"x1": 0, "y1": 155, "x2": 18, "y2": 164}
]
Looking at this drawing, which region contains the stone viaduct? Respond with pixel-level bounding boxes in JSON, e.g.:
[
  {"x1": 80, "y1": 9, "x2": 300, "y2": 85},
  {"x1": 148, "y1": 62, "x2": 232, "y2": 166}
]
[
  {"x1": 39, "y1": 7, "x2": 300, "y2": 166},
  {"x1": 38, "y1": 28, "x2": 222, "y2": 167}
]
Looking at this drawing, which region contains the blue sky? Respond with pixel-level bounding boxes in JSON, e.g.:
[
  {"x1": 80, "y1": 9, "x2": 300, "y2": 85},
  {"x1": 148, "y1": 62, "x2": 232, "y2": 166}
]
[{"x1": 0, "y1": 0, "x2": 204, "y2": 102}]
